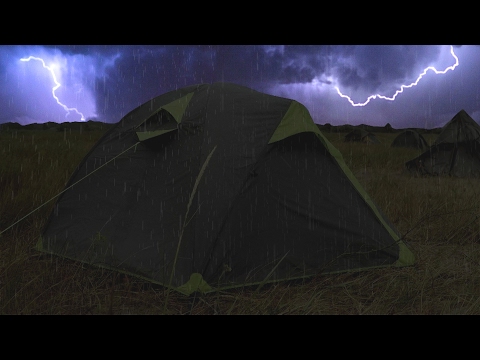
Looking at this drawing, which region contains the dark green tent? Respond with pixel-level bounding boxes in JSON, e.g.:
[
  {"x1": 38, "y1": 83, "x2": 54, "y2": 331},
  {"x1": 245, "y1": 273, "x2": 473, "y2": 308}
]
[
  {"x1": 391, "y1": 129, "x2": 428, "y2": 150},
  {"x1": 406, "y1": 109, "x2": 480, "y2": 177},
  {"x1": 344, "y1": 129, "x2": 380, "y2": 144},
  {"x1": 38, "y1": 82, "x2": 414, "y2": 295}
]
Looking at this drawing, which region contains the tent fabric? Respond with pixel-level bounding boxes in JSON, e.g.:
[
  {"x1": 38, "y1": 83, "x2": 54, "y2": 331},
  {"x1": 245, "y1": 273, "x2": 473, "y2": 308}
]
[
  {"x1": 434, "y1": 109, "x2": 480, "y2": 145},
  {"x1": 406, "y1": 142, "x2": 480, "y2": 177},
  {"x1": 38, "y1": 82, "x2": 414, "y2": 296},
  {"x1": 405, "y1": 109, "x2": 480, "y2": 177},
  {"x1": 391, "y1": 130, "x2": 428, "y2": 150},
  {"x1": 344, "y1": 129, "x2": 379, "y2": 144}
]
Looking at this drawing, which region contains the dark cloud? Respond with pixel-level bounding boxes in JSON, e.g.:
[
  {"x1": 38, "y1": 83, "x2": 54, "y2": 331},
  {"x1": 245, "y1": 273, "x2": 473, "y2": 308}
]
[
  {"x1": 279, "y1": 64, "x2": 316, "y2": 84},
  {"x1": 280, "y1": 45, "x2": 329, "y2": 83},
  {"x1": 332, "y1": 45, "x2": 443, "y2": 94},
  {"x1": 335, "y1": 64, "x2": 379, "y2": 91},
  {"x1": 95, "y1": 45, "x2": 220, "y2": 122}
]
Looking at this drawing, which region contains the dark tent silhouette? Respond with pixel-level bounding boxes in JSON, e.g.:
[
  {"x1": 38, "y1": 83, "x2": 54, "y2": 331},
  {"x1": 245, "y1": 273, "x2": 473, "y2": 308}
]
[
  {"x1": 344, "y1": 129, "x2": 380, "y2": 144},
  {"x1": 406, "y1": 109, "x2": 480, "y2": 177},
  {"x1": 38, "y1": 82, "x2": 414, "y2": 295},
  {"x1": 391, "y1": 130, "x2": 428, "y2": 150}
]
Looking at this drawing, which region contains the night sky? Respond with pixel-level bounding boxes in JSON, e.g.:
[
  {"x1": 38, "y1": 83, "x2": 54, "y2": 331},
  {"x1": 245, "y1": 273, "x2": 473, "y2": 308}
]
[{"x1": 1, "y1": 44, "x2": 479, "y2": 129}]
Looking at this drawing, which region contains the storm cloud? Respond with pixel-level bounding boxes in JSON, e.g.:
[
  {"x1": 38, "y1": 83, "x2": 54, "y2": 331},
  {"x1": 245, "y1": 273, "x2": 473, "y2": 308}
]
[{"x1": 1, "y1": 44, "x2": 478, "y2": 128}]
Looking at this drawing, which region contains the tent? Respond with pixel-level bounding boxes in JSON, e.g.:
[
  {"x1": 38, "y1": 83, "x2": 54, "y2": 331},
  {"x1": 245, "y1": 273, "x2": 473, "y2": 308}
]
[
  {"x1": 38, "y1": 82, "x2": 414, "y2": 296},
  {"x1": 344, "y1": 129, "x2": 380, "y2": 144},
  {"x1": 405, "y1": 109, "x2": 480, "y2": 177},
  {"x1": 391, "y1": 129, "x2": 428, "y2": 150}
]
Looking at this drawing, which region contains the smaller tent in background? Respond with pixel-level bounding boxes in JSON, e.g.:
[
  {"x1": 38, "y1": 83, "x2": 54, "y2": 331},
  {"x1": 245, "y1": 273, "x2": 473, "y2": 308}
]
[
  {"x1": 344, "y1": 129, "x2": 380, "y2": 144},
  {"x1": 384, "y1": 123, "x2": 394, "y2": 133},
  {"x1": 433, "y1": 109, "x2": 480, "y2": 145},
  {"x1": 405, "y1": 109, "x2": 480, "y2": 177},
  {"x1": 391, "y1": 129, "x2": 428, "y2": 150}
]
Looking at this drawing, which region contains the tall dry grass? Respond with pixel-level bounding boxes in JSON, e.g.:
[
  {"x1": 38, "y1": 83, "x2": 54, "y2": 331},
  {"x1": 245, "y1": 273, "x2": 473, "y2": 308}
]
[{"x1": 2, "y1": 128, "x2": 480, "y2": 314}]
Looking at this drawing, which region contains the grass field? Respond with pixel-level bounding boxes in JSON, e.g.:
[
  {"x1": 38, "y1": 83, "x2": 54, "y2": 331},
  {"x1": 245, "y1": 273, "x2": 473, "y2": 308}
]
[{"x1": 2, "y1": 127, "x2": 480, "y2": 314}]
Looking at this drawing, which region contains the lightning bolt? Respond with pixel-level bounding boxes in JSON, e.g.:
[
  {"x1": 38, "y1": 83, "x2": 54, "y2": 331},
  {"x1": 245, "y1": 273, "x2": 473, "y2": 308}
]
[
  {"x1": 19, "y1": 56, "x2": 86, "y2": 121},
  {"x1": 335, "y1": 45, "x2": 459, "y2": 107}
]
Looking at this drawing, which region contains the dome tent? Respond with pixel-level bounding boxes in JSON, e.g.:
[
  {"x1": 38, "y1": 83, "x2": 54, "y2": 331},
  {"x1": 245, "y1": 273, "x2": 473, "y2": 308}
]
[
  {"x1": 391, "y1": 129, "x2": 428, "y2": 150},
  {"x1": 38, "y1": 82, "x2": 414, "y2": 295},
  {"x1": 406, "y1": 109, "x2": 480, "y2": 177},
  {"x1": 344, "y1": 128, "x2": 380, "y2": 144}
]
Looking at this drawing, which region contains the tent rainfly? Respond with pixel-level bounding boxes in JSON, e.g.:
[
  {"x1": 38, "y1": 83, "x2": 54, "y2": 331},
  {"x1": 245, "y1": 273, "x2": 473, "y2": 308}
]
[
  {"x1": 38, "y1": 82, "x2": 414, "y2": 295},
  {"x1": 405, "y1": 109, "x2": 480, "y2": 177},
  {"x1": 391, "y1": 129, "x2": 429, "y2": 150},
  {"x1": 344, "y1": 129, "x2": 380, "y2": 144}
]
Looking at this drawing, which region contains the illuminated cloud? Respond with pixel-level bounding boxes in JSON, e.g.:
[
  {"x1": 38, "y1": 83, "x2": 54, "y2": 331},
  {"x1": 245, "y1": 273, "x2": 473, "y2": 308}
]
[{"x1": 0, "y1": 45, "x2": 119, "y2": 124}]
